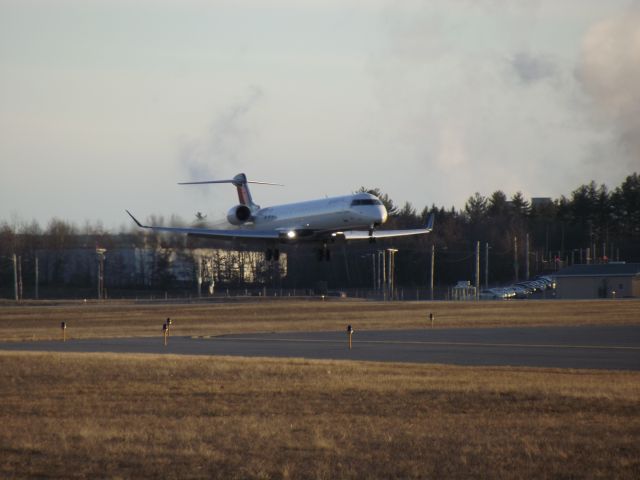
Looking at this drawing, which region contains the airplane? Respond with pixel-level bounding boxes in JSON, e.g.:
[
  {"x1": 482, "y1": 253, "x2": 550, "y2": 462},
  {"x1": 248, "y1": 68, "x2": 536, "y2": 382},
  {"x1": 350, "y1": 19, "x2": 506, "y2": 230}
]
[{"x1": 126, "y1": 173, "x2": 433, "y2": 261}]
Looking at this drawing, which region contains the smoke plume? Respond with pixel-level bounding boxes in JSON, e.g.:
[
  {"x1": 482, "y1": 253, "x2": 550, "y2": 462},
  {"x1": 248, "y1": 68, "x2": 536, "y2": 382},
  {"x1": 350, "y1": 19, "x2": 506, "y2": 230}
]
[
  {"x1": 576, "y1": 5, "x2": 640, "y2": 167},
  {"x1": 510, "y1": 51, "x2": 557, "y2": 85},
  {"x1": 179, "y1": 86, "x2": 265, "y2": 181}
]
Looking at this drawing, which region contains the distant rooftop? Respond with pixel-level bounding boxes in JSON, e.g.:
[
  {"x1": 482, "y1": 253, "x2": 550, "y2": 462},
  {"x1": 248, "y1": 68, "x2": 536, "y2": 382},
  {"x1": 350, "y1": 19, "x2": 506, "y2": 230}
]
[
  {"x1": 531, "y1": 197, "x2": 552, "y2": 208},
  {"x1": 555, "y1": 263, "x2": 640, "y2": 277}
]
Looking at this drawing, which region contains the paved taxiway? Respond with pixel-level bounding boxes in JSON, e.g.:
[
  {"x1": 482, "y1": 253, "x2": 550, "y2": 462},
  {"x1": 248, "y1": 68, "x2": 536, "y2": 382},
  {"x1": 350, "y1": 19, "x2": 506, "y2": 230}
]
[{"x1": 1, "y1": 325, "x2": 639, "y2": 370}]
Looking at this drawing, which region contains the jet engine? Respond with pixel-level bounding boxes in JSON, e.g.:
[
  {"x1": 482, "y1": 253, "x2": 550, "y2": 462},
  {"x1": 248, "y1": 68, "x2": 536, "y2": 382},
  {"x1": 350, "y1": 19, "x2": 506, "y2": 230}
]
[{"x1": 226, "y1": 204, "x2": 252, "y2": 225}]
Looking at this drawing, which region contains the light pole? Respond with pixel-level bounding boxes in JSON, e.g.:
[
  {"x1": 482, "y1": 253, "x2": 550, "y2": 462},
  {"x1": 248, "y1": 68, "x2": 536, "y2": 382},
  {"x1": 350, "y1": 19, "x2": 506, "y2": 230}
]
[
  {"x1": 430, "y1": 244, "x2": 435, "y2": 301},
  {"x1": 387, "y1": 248, "x2": 398, "y2": 301},
  {"x1": 371, "y1": 252, "x2": 376, "y2": 291},
  {"x1": 361, "y1": 253, "x2": 377, "y2": 294},
  {"x1": 484, "y1": 242, "x2": 490, "y2": 290},
  {"x1": 96, "y1": 248, "x2": 107, "y2": 300},
  {"x1": 379, "y1": 250, "x2": 386, "y2": 299}
]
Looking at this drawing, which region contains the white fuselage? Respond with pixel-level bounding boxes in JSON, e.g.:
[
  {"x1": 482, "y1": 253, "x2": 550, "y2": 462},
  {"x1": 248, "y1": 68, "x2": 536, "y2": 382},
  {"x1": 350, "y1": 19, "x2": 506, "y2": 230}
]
[
  {"x1": 251, "y1": 193, "x2": 388, "y2": 232},
  {"x1": 127, "y1": 174, "x2": 431, "y2": 250}
]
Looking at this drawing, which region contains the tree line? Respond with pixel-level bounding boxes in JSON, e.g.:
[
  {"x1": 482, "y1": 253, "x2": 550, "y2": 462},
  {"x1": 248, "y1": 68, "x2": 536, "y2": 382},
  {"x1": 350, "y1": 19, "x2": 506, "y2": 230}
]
[
  {"x1": 0, "y1": 173, "x2": 638, "y2": 295},
  {"x1": 358, "y1": 173, "x2": 639, "y2": 289}
]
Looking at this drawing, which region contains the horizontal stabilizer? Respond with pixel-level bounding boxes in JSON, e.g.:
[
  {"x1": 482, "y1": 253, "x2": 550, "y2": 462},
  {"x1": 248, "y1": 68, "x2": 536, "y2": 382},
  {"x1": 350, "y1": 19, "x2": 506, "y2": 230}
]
[
  {"x1": 178, "y1": 173, "x2": 283, "y2": 187},
  {"x1": 178, "y1": 179, "x2": 283, "y2": 186}
]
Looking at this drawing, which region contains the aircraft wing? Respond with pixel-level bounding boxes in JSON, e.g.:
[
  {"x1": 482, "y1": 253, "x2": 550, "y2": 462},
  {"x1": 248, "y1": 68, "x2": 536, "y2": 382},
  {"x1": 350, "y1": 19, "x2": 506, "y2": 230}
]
[
  {"x1": 341, "y1": 214, "x2": 434, "y2": 240},
  {"x1": 126, "y1": 210, "x2": 434, "y2": 242},
  {"x1": 125, "y1": 211, "x2": 280, "y2": 240}
]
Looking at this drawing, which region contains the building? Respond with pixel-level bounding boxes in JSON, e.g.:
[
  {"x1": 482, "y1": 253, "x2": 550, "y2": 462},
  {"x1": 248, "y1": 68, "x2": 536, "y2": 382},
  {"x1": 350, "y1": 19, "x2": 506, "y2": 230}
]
[
  {"x1": 531, "y1": 197, "x2": 552, "y2": 209},
  {"x1": 451, "y1": 280, "x2": 477, "y2": 301},
  {"x1": 554, "y1": 263, "x2": 640, "y2": 299},
  {"x1": 35, "y1": 246, "x2": 286, "y2": 291}
]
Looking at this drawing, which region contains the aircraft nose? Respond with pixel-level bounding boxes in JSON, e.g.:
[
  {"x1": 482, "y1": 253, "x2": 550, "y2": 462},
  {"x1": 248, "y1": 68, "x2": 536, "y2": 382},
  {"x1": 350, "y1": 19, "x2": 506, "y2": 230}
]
[{"x1": 378, "y1": 205, "x2": 388, "y2": 224}]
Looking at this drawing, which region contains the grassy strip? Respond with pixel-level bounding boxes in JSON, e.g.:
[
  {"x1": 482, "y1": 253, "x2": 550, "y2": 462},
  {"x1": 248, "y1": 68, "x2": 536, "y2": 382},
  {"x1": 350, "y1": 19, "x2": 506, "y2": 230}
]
[
  {"x1": 0, "y1": 299, "x2": 639, "y2": 342},
  {"x1": 1, "y1": 351, "x2": 639, "y2": 479}
]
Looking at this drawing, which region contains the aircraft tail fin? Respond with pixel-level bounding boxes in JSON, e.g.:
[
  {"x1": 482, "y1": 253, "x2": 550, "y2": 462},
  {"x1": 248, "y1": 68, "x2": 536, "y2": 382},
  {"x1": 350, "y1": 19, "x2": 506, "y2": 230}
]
[
  {"x1": 178, "y1": 173, "x2": 282, "y2": 209},
  {"x1": 233, "y1": 173, "x2": 256, "y2": 207}
]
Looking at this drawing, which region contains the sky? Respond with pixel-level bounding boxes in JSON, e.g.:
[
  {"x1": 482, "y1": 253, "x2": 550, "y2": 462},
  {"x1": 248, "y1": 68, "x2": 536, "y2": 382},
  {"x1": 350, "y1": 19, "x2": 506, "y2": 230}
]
[{"x1": 1, "y1": 0, "x2": 639, "y2": 231}]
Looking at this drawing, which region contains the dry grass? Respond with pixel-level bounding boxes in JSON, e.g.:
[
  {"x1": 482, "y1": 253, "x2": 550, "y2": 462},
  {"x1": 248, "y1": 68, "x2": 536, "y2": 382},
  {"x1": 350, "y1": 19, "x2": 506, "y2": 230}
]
[
  {"x1": 0, "y1": 299, "x2": 638, "y2": 342},
  {"x1": 0, "y1": 351, "x2": 639, "y2": 479},
  {"x1": 2, "y1": 300, "x2": 638, "y2": 478}
]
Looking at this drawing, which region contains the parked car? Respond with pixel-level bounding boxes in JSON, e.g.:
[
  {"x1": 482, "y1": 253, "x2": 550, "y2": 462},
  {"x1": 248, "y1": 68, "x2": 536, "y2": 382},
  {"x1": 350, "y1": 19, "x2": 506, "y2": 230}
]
[
  {"x1": 490, "y1": 287, "x2": 515, "y2": 299},
  {"x1": 514, "y1": 283, "x2": 535, "y2": 295},
  {"x1": 538, "y1": 276, "x2": 556, "y2": 289},
  {"x1": 326, "y1": 290, "x2": 347, "y2": 298},
  {"x1": 480, "y1": 290, "x2": 500, "y2": 300}
]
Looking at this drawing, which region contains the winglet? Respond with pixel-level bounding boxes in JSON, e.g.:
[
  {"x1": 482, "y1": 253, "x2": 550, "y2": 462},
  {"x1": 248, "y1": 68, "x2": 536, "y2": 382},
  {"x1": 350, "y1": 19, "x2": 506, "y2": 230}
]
[
  {"x1": 426, "y1": 213, "x2": 435, "y2": 231},
  {"x1": 125, "y1": 210, "x2": 146, "y2": 228}
]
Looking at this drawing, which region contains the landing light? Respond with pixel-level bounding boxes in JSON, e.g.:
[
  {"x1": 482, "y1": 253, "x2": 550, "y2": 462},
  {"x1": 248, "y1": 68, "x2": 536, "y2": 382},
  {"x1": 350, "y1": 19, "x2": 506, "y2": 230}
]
[{"x1": 287, "y1": 230, "x2": 296, "y2": 239}]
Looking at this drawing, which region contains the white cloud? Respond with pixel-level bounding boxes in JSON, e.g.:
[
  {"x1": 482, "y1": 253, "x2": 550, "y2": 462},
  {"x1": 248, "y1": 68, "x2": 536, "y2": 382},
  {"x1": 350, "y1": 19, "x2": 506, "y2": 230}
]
[
  {"x1": 435, "y1": 123, "x2": 467, "y2": 170},
  {"x1": 509, "y1": 51, "x2": 557, "y2": 85},
  {"x1": 576, "y1": 4, "x2": 640, "y2": 167}
]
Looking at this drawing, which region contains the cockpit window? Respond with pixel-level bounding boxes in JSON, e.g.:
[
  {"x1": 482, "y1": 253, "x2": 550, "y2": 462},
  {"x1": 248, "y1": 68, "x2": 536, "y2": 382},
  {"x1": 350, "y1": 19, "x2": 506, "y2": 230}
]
[{"x1": 351, "y1": 199, "x2": 383, "y2": 206}]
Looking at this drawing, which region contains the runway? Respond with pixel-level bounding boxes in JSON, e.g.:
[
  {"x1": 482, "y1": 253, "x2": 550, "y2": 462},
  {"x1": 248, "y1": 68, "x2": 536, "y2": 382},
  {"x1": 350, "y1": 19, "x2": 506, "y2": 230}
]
[{"x1": 1, "y1": 325, "x2": 639, "y2": 370}]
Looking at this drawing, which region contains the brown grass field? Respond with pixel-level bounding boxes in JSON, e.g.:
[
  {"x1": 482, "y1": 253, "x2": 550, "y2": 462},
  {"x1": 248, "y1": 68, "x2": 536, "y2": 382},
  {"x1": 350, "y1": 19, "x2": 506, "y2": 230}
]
[
  {"x1": 1, "y1": 299, "x2": 639, "y2": 478},
  {"x1": 0, "y1": 352, "x2": 639, "y2": 479},
  {"x1": 0, "y1": 298, "x2": 638, "y2": 342}
]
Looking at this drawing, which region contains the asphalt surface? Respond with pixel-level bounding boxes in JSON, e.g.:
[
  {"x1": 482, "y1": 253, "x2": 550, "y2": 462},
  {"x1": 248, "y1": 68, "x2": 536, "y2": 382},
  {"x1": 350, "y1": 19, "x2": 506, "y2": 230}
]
[{"x1": 1, "y1": 325, "x2": 639, "y2": 370}]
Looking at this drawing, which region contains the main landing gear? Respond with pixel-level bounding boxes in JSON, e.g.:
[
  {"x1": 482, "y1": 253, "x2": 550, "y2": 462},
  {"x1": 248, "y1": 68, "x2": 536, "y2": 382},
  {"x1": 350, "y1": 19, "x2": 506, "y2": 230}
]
[{"x1": 316, "y1": 244, "x2": 331, "y2": 262}]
